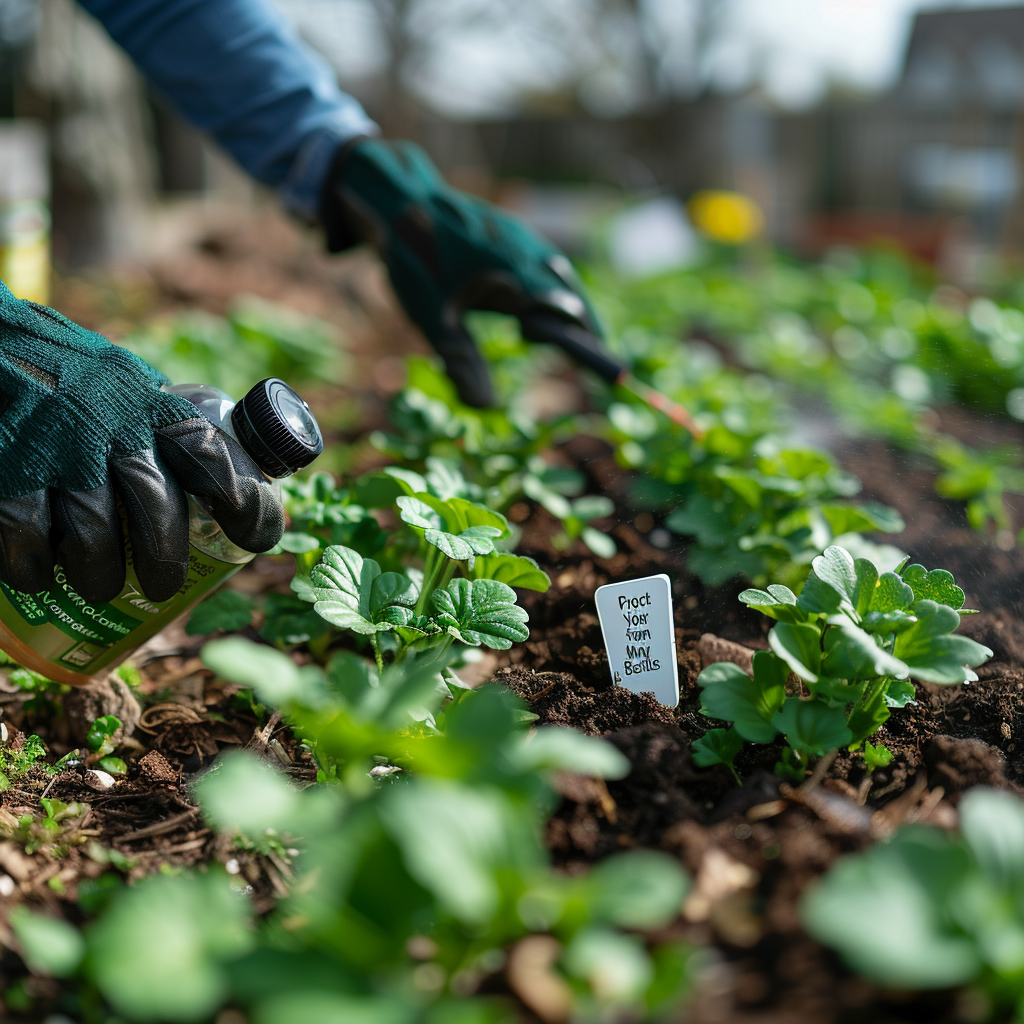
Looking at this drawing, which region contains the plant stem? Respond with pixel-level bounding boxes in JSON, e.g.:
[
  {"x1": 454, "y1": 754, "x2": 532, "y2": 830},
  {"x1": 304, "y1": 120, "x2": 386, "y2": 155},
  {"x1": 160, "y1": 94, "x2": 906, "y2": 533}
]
[
  {"x1": 370, "y1": 634, "x2": 384, "y2": 672},
  {"x1": 415, "y1": 547, "x2": 441, "y2": 616},
  {"x1": 436, "y1": 561, "x2": 458, "y2": 593},
  {"x1": 847, "y1": 674, "x2": 889, "y2": 741}
]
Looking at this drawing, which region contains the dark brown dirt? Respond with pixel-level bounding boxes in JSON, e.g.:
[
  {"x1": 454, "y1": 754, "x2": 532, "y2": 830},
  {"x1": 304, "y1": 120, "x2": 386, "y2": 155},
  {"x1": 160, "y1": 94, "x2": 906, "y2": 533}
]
[
  {"x1": 6, "y1": 214, "x2": 1024, "y2": 1022},
  {"x1": 495, "y1": 425, "x2": 1024, "y2": 1023}
]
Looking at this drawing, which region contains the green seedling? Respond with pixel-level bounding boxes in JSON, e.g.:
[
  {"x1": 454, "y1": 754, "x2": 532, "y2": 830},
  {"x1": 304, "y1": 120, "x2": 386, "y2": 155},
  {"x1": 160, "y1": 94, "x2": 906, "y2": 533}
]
[
  {"x1": 305, "y1": 500, "x2": 531, "y2": 670},
  {"x1": 274, "y1": 470, "x2": 387, "y2": 574},
  {"x1": 185, "y1": 589, "x2": 255, "y2": 636},
  {"x1": 67, "y1": 635, "x2": 691, "y2": 1024},
  {"x1": 804, "y1": 787, "x2": 1024, "y2": 1015},
  {"x1": 124, "y1": 296, "x2": 344, "y2": 399},
  {"x1": 373, "y1": 355, "x2": 619, "y2": 558},
  {"x1": 931, "y1": 435, "x2": 1024, "y2": 536},
  {"x1": 86, "y1": 715, "x2": 123, "y2": 761},
  {"x1": 694, "y1": 545, "x2": 991, "y2": 780},
  {"x1": 601, "y1": 248, "x2": 1024, "y2": 546},
  {"x1": 0, "y1": 730, "x2": 46, "y2": 792}
]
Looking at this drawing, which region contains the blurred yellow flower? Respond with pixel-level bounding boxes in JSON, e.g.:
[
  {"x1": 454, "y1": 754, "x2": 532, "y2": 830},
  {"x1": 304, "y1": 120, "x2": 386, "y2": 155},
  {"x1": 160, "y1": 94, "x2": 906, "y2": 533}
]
[{"x1": 688, "y1": 190, "x2": 764, "y2": 245}]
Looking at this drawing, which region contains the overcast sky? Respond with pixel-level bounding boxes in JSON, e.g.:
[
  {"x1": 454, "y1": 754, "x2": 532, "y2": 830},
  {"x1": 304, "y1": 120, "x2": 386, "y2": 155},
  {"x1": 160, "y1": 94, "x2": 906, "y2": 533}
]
[
  {"x1": 278, "y1": 0, "x2": 1024, "y2": 115},
  {"x1": 723, "y1": 0, "x2": 1024, "y2": 107}
]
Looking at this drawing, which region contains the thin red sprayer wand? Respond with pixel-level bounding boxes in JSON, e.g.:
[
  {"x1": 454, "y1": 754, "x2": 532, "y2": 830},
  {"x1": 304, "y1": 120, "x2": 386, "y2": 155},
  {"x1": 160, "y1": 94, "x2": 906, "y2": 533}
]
[
  {"x1": 519, "y1": 311, "x2": 705, "y2": 440},
  {"x1": 613, "y1": 371, "x2": 704, "y2": 438}
]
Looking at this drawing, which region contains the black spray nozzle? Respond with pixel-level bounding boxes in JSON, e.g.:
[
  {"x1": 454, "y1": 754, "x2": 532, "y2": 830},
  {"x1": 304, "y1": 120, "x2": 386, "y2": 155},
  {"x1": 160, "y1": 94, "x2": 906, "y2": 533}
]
[
  {"x1": 232, "y1": 378, "x2": 324, "y2": 478},
  {"x1": 517, "y1": 309, "x2": 704, "y2": 438},
  {"x1": 518, "y1": 309, "x2": 627, "y2": 384}
]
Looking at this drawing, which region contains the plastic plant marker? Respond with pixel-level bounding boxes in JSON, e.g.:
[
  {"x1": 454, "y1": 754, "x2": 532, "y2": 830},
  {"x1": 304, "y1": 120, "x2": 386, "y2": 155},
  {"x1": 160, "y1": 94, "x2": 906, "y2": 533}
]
[{"x1": 595, "y1": 574, "x2": 679, "y2": 707}]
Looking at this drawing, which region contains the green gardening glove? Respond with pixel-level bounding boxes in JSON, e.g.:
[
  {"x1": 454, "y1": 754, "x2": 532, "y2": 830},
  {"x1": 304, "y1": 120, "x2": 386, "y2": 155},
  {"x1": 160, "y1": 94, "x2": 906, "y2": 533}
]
[
  {"x1": 320, "y1": 137, "x2": 602, "y2": 406},
  {"x1": 0, "y1": 281, "x2": 284, "y2": 603}
]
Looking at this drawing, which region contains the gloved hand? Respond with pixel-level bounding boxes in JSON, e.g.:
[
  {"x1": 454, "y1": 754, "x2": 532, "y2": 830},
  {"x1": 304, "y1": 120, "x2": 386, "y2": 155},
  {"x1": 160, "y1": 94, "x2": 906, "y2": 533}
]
[
  {"x1": 320, "y1": 137, "x2": 602, "y2": 407},
  {"x1": 0, "y1": 282, "x2": 285, "y2": 604}
]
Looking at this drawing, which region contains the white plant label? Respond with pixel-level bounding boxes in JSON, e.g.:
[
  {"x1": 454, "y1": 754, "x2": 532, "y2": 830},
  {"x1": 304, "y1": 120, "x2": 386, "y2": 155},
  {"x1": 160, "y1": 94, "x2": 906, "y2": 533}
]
[{"x1": 595, "y1": 573, "x2": 679, "y2": 707}]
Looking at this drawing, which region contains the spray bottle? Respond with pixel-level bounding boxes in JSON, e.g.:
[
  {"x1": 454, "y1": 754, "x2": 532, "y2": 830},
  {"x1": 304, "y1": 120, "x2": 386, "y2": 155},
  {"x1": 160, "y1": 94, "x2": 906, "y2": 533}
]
[{"x1": 0, "y1": 377, "x2": 323, "y2": 686}]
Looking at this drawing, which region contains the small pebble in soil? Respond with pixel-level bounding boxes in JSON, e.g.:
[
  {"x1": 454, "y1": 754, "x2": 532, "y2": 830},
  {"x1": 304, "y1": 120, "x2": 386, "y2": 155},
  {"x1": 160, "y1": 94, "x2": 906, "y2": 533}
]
[
  {"x1": 0, "y1": 874, "x2": 14, "y2": 897},
  {"x1": 225, "y1": 859, "x2": 240, "y2": 875},
  {"x1": 649, "y1": 528, "x2": 672, "y2": 548},
  {"x1": 84, "y1": 770, "x2": 115, "y2": 790}
]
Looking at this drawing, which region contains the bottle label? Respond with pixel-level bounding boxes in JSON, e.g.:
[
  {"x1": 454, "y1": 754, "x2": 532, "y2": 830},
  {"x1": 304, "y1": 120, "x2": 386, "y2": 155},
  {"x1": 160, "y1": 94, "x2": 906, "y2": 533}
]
[
  {"x1": 594, "y1": 573, "x2": 679, "y2": 707},
  {"x1": 0, "y1": 544, "x2": 240, "y2": 676},
  {"x1": 0, "y1": 199, "x2": 51, "y2": 305}
]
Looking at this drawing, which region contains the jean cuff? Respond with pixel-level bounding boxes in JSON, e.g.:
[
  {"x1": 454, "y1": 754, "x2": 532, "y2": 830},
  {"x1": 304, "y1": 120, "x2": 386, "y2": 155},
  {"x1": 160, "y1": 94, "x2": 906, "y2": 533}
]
[{"x1": 279, "y1": 116, "x2": 380, "y2": 221}]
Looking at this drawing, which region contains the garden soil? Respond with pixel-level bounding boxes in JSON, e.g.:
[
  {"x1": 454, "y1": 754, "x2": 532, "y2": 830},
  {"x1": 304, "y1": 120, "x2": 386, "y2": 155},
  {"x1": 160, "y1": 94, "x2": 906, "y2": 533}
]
[
  {"x1": 498, "y1": 426, "x2": 1024, "y2": 1023},
  {"x1": 3, "y1": 213, "x2": 1024, "y2": 1021}
]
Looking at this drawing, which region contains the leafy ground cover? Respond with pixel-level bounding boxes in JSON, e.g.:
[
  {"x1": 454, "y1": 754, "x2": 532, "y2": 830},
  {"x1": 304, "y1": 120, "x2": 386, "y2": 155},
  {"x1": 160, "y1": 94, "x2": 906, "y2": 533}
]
[
  {"x1": 3, "y1": 209, "x2": 1024, "y2": 1022},
  {"x1": 588, "y1": 247, "x2": 1024, "y2": 542}
]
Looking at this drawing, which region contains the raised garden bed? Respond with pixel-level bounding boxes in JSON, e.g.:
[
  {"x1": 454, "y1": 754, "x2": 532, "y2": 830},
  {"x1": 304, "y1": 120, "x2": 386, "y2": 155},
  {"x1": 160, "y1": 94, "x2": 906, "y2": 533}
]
[{"x1": 3, "y1": 218, "x2": 1024, "y2": 1023}]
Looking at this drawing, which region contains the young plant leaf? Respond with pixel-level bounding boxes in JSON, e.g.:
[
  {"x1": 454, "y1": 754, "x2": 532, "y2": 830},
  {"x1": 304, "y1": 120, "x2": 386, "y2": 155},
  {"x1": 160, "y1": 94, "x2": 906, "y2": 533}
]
[
  {"x1": 697, "y1": 652, "x2": 786, "y2": 743},
  {"x1": 273, "y1": 532, "x2": 321, "y2": 555},
  {"x1": 808, "y1": 545, "x2": 859, "y2": 611},
  {"x1": 432, "y1": 578, "x2": 530, "y2": 649},
  {"x1": 310, "y1": 546, "x2": 417, "y2": 635},
  {"x1": 863, "y1": 741, "x2": 893, "y2": 772},
  {"x1": 427, "y1": 524, "x2": 503, "y2": 561},
  {"x1": 769, "y1": 622, "x2": 822, "y2": 682},
  {"x1": 447, "y1": 497, "x2": 510, "y2": 537},
  {"x1": 861, "y1": 610, "x2": 917, "y2": 634},
  {"x1": 397, "y1": 495, "x2": 505, "y2": 561},
  {"x1": 739, "y1": 585, "x2": 804, "y2": 623},
  {"x1": 186, "y1": 590, "x2": 255, "y2": 636},
  {"x1": 584, "y1": 850, "x2": 691, "y2": 930},
  {"x1": 523, "y1": 474, "x2": 574, "y2": 520},
  {"x1": 893, "y1": 600, "x2": 993, "y2": 684},
  {"x1": 468, "y1": 552, "x2": 551, "y2": 592},
  {"x1": 772, "y1": 699, "x2": 852, "y2": 756},
  {"x1": 424, "y1": 456, "x2": 470, "y2": 500},
  {"x1": 310, "y1": 545, "x2": 377, "y2": 607},
  {"x1": 884, "y1": 678, "x2": 918, "y2": 708},
  {"x1": 851, "y1": 557, "x2": 878, "y2": 618},
  {"x1": 369, "y1": 573, "x2": 419, "y2": 619},
  {"x1": 516, "y1": 727, "x2": 630, "y2": 779},
  {"x1": 582, "y1": 527, "x2": 617, "y2": 559},
  {"x1": 796, "y1": 569, "x2": 843, "y2": 616},
  {"x1": 572, "y1": 495, "x2": 615, "y2": 521},
  {"x1": 396, "y1": 495, "x2": 442, "y2": 531},
  {"x1": 86, "y1": 715, "x2": 122, "y2": 757},
  {"x1": 959, "y1": 788, "x2": 1024, "y2": 889},
  {"x1": 821, "y1": 619, "x2": 909, "y2": 681},
  {"x1": 801, "y1": 831, "x2": 981, "y2": 989},
  {"x1": 692, "y1": 727, "x2": 744, "y2": 772},
  {"x1": 870, "y1": 571, "x2": 915, "y2": 613},
  {"x1": 900, "y1": 564, "x2": 966, "y2": 610},
  {"x1": 10, "y1": 907, "x2": 85, "y2": 978}
]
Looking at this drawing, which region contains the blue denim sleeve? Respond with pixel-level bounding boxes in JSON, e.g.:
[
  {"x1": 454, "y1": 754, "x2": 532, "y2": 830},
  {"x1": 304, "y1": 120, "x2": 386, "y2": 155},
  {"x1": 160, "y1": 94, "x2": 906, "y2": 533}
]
[{"x1": 77, "y1": 0, "x2": 379, "y2": 218}]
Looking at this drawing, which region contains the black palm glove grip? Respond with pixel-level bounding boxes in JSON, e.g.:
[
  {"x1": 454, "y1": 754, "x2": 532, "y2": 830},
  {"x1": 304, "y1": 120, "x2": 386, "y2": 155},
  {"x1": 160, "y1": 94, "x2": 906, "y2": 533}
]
[
  {"x1": 0, "y1": 281, "x2": 284, "y2": 603},
  {"x1": 321, "y1": 138, "x2": 602, "y2": 407}
]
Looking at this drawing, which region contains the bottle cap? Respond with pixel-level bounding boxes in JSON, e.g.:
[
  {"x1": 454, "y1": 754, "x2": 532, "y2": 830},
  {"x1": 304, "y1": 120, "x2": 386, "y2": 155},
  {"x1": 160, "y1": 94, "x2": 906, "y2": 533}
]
[{"x1": 231, "y1": 378, "x2": 323, "y2": 478}]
